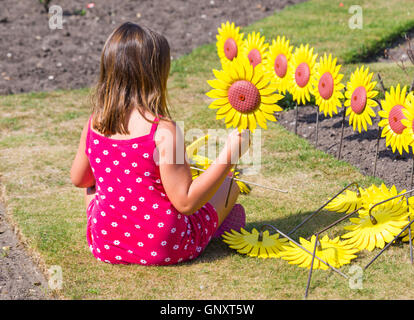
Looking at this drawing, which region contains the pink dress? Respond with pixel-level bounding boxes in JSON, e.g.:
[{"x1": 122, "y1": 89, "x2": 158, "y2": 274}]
[{"x1": 85, "y1": 116, "x2": 218, "y2": 265}]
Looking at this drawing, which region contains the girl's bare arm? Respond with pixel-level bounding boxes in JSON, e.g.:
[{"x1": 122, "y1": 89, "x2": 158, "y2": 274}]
[
  {"x1": 155, "y1": 120, "x2": 248, "y2": 215},
  {"x1": 70, "y1": 121, "x2": 96, "y2": 188}
]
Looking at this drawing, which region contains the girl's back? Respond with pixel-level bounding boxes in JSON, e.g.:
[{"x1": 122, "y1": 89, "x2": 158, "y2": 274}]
[{"x1": 86, "y1": 110, "x2": 218, "y2": 265}]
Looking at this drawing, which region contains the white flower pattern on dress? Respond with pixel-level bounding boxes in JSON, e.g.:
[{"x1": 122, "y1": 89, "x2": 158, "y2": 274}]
[{"x1": 86, "y1": 120, "x2": 217, "y2": 265}]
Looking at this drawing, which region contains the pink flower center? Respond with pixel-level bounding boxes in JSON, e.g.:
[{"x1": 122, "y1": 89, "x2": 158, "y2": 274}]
[
  {"x1": 274, "y1": 54, "x2": 288, "y2": 78},
  {"x1": 248, "y1": 49, "x2": 262, "y2": 67},
  {"x1": 318, "y1": 72, "x2": 334, "y2": 100},
  {"x1": 228, "y1": 80, "x2": 261, "y2": 113},
  {"x1": 388, "y1": 105, "x2": 406, "y2": 134},
  {"x1": 224, "y1": 38, "x2": 238, "y2": 61},
  {"x1": 350, "y1": 86, "x2": 367, "y2": 114},
  {"x1": 295, "y1": 62, "x2": 310, "y2": 88}
]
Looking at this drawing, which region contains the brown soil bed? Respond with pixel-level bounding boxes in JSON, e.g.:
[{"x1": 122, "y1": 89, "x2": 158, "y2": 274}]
[
  {"x1": 0, "y1": 0, "x2": 305, "y2": 95},
  {"x1": 278, "y1": 105, "x2": 414, "y2": 192}
]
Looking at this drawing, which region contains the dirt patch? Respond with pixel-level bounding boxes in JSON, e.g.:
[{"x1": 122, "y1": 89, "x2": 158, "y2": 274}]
[
  {"x1": 0, "y1": 0, "x2": 306, "y2": 95},
  {"x1": 0, "y1": 204, "x2": 50, "y2": 299},
  {"x1": 278, "y1": 105, "x2": 414, "y2": 191}
]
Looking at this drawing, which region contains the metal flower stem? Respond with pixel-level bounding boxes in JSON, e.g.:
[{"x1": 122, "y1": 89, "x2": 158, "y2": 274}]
[
  {"x1": 225, "y1": 163, "x2": 237, "y2": 208},
  {"x1": 287, "y1": 182, "x2": 360, "y2": 236},
  {"x1": 410, "y1": 150, "x2": 414, "y2": 190},
  {"x1": 364, "y1": 188, "x2": 414, "y2": 270},
  {"x1": 259, "y1": 224, "x2": 348, "y2": 279},
  {"x1": 189, "y1": 166, "x2": 288, "y2": 193},
  {"x1": 304, "y1": 208, "x2": 360, "y2": 299},
  {"x1": 294, "y1": 103, "x2": 299, "y2": 135},
  {"x1": 337, "y1": 105, "x2": 346, "y2": 160},
  {"x1": 372, "y1": 97, "x2": 384, "y2": 178},
  {"x1": 315, "y1": 106, "x2": 319, "y2": 147}
]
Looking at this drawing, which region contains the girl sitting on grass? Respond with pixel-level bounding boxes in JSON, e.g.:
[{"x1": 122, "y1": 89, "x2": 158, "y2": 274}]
[{"x1": 70, "y1": 22, "x2": 249, "y2": 265}]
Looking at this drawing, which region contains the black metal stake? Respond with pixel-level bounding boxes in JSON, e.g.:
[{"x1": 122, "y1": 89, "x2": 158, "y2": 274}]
[
  {"x1": 315, "y1": 107, "x2": 319, "y2": 147},
  {"x1": 288, "y1": 182, "x2": 360, "y2": 236},
  {"x1": 225, "y1": 163, "x2": 237, "y2": 208},
  {"x1": 294, "y1": 103, "x2": 299, "y2": 135},
  {"x1": 259, "y1": 224, "x2": 348, "y2": 279},
  {"x1": 372, "y1": 99, "x2": 383, "y2": 178},
  {"x1": 304, "y1": 208, "x2": 360, "y2": 299},
  {"x1": 337, "y1": 106, "x2": 346, "y2": 160}
]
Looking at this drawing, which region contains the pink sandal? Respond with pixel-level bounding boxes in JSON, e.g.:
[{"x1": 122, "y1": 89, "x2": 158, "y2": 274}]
[{"x1": 213, "y1": 204, "x2": 246, "y2": 238}]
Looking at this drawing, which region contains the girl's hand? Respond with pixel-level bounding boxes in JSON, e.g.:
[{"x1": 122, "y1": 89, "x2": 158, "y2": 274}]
[{"x1": 225, "y1": 129, "x2": 251, "y2": 164}]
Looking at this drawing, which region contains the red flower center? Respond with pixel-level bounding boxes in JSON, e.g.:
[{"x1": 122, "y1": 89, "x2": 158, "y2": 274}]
[
  {"x1": 224, "y1": 38, "x2": 238, "y2": 61},
  {"x1": 350, "y1": 86, "x2": 367, "y2": 114},
  {"x1": 295, "y1": 62, "x2": 310, "y2": 88},
  {"x1": 388, "y1": 105, "x2": 406, "y2": 134},
  {"x1": 318, "y1": 72, "x2": 334, "y2": 100},
  {"x1": 248, "y1": 49, "x2": 262, "y2": 67},
  {"x1": 274, "y1": 54, "x2": 288, "y2": 78},
  {"x1": 228, "y1": 80, "x2": 260, "y2": 113}
]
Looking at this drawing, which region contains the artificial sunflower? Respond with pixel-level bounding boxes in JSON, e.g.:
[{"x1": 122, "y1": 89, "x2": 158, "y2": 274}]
[
  {"x1": 263, "y1": 36, "x2": 293, "y2": 94},
  {"x1": 242, "y1": 31, "x2": 269, "y2": 68},
  {"x1": 344, "y1": 66, "x2": 379, "y2": 133},
  {"x1": 206, "y1": 56, "x2": 284, "y2": 132},
  {"x1": 222, "y1": 228, "x2": 288, "y2": 259},
  {"x1": 401, "y1": 92, "x2": 414, "y2": 150},
  {"x1": 216, "y1": 21, "x2": 245, "y2": 67},
  {"x1": 325, "y1": 189, "x2": 363, "y2": 214},
  {"x1": 187, "y1": 135, "x2": 251, "y2": 194},
  {"x1": 378, "y1": 84, "x2": 413, "y2": 155},
  {"x1": 289, "y1": 44, "x2": 318, "y2": 105},
  {"x1": 359, "y1": 183, "x2": 407, "y2": 214},
  {"x1": 280, "y1": 235, "x2": 358, "y2": 270},
  {"x1": 341, "y1": 199, "x2": 409, "y2": 251},
  {"x1": 312, "y1": 53, "x2": 344, "y2": 117}
]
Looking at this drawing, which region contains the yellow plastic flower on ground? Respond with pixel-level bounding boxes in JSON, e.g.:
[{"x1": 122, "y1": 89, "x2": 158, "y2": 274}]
[
  {"x1": 280, "y1": 235, "x2": 358, "y2": 270},
  {"x1": 341, "y1": 199, "x2": 409, "y2": 251},
  {"x1": 263, "y1": 36, "x2": 293, "y2": 94},
  {"x1": 344, "y1": 66, "x2": 378, "y2": 133},
  {"x1": 312, "y1": 53, "x2": 345, "y2": 117},
  {"x1": 206, "y1": 56, "x2": 284, "y2": 132},
  {"x1": 222, "y1": 228, "x2": 288, "y2": 258},
  {"x1": 325, "y1": 189, "x2": 364, "y2": 214},
  {"x1": 187, "y1": 135, "x2": 251, "y2": 194},
  {"x1": 359, "y1": 183, "x2": 407, "y2": 214},
  {"x1": 242, "y1": 31, "x2": 269, "y2": 69},
  {"x1": 401, "y1": 92, "x2": 414, "y2": 150},
  {"x1": 378, "y1": 84, "x2": 413, "y2": 155},
  {"x1": 400, "y1": 196, "x2": 414, "y2": 242},
  {"x1": 216, "y1": 21, "x2": 245, "y2": 67},
  {"x1": 289, "y1": 44, "x2": 318, "y2": 105}
]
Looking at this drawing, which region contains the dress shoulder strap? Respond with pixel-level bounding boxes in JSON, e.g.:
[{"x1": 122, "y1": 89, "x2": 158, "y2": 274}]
[{"x1": 149, "y1": 117, "x2": 160, "y2": 138}]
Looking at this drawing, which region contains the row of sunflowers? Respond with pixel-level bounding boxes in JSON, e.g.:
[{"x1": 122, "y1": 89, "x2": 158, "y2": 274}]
[
  {"x1": 207, "y1": 21, "x2": 414, "y2": 155},
  {"x1": 202, "y1": 22, "x2": 414, "y2": 270}
]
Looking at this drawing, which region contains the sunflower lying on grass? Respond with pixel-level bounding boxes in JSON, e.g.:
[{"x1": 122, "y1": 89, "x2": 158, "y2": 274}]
[
  {"x1": 222, "y1": 228, "x2": 288, "y2": 259},
  {"x1": 280, "y1": 235, "x2": 359, "y2": 270}
]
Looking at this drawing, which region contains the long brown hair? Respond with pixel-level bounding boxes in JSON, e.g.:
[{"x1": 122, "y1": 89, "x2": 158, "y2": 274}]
[{"x1": 91, "y1": 22, "x2": 171, "y2": 135}]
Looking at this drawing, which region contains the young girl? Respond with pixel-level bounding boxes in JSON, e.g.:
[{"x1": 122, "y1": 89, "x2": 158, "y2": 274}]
[{"x1": 70, "y1": 22, "x2": 250, "y2": 266}]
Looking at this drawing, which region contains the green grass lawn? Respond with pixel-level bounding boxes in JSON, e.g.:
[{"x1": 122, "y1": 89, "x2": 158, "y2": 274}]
[{"x1": 1, "y1": 0, "x2": 414, "y2": 300}]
